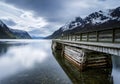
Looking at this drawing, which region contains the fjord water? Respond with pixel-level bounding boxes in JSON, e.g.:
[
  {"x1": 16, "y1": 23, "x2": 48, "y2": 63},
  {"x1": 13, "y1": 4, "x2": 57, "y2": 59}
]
[
  {"x1": 53, "y1": 47, "x2": 120, "y2": 84},
  {"x1": 0, "y1": 40, "x2": 120, "y2": 84},
  {"x1": 0, "y1": 40, "x2": 72, "y2": 84}
]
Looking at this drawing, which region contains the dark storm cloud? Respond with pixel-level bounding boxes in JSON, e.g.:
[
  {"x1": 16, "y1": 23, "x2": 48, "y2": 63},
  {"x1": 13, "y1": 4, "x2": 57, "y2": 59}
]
[
  {"x1": 2, "y1": 19, "x2": 16, "y2": 26},
  {"x1": 2, "y1": 0, "x2": 64, "y2": 23},
  {"x1": 2, "y1": 0, "x2": 115, "y2": 25}
]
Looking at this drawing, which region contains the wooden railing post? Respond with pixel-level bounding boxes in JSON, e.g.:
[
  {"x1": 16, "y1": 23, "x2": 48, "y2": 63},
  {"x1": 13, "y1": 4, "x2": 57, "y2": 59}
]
[
  {"x1": 87, "y1": 33, "x2": 89, "y2": 42},
  {"x1": 112, "y1": 29, "x2": 115, "y2": 43},
  {"x1": 68, "y1": 35, "x2": 69, "y2": 40},
  {"x1": 59, "y1": 27, "x2": 119, "y2": 43},
  {"x1": 71, "y1": 35, "x2": 72, "y2": 41},
  {"x1": 96, "y1": 31, "x2": 99, "y2": 42},
  {"x1": 80, "y1": 34, "x2": 82, "y2": 41},
  {"x1": 75, "y1": 35, "x2": 77, "y2": 41}
]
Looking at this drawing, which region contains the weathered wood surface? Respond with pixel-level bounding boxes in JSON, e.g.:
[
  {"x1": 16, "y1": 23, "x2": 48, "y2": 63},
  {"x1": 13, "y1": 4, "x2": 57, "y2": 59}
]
[
  {"x1": 53, "y1": 39, "x2": 120, "y2": 56},
  {"x1": 64, "y1": 46, "x2": 85, "y2": 63},
  {"x1": 52, "y1": 40, "x2": 112, "y2": 71},
  {"x1": 61, "y1": 27, "x2": 120, "y2": 43}
]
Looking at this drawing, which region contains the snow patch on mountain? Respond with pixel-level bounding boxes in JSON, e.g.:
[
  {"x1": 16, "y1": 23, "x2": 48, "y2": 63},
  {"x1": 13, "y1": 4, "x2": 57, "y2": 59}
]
[
  {"x1": 0, "y1": 20, "x2": 5, "y2": 27},
  {"x1": 62, "y1": 17, "x2": 84, "y2": 31},
  {"x1": 61, "y1": 7, "x2": 120, "y2": 31},
  {"x1": 61, "y1": 23, "x2": 69, "y2": 31},
  {"x1": 92, "y1": 17, "x2": 109, "y2": 24}
]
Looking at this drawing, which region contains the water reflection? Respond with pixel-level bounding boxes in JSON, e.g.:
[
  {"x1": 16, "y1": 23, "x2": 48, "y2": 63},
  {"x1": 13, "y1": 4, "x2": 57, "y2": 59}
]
[
  {"x1": 52, "y1": 48, "x2": 113, "y2": 84},
  {"x1": 0, "y1": 40, "x2": 72, "y2": 84},
  {"x1": 0, "y1": 44, "x2": 9, "y2": 56},
  {"x1": 1, "y1": 39, "x2": 120, "y2": 84},
  {"x1": 0, "y1": 40, "x2": 48, "y2": 79},
  {"x1": 112, "y1": 56, "x2": 120, "y2": 84}
]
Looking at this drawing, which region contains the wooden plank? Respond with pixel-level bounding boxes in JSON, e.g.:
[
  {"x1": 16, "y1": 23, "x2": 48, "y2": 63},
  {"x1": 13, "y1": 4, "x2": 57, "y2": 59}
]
[
  {"x1": 115, "y1": 28, "x2": 120, "y2": 43},
  {"x1": 115, "y1": 38, "x2": 120, "y2": 42},
  {"x1": 64, "y1": 54, "x2": 83, "y2": 70},
  {"x1": 99, "y1": 38, "x2": 112, "y2": 42},
  {"x1": 87, "y1": 60, "x2": 106, "y2": 64},
  {"x1": 87, "y1": 63, "x2": 107, "y2": 67},
  {"x1": 88, "y1": 39, "x2": 97, "y2": 41}
]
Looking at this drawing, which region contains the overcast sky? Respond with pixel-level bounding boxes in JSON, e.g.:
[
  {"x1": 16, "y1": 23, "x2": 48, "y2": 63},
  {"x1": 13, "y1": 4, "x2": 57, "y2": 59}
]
[{"x1": 0, "y1": 0, "x2": 120, "y2": 37}]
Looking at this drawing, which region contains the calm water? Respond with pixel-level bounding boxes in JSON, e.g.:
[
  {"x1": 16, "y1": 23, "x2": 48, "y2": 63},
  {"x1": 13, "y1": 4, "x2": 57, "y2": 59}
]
[
  {"x1": 53, "y1": 43, "x2": 120, "y2": 84},
  {"x1": 0, "y1": 40, "x2": 72, "y2": 84},
  {"x1": 112, "y1": 56, "x2": 120, "y2": 84},
  {"x1": 0, "y1": 40, "x2": 120, "y2": 84}
]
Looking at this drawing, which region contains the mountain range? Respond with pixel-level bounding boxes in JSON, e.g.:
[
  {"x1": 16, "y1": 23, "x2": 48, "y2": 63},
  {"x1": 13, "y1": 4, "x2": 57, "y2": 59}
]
[
  {"x1": 0, "y1": 20, "x2": 31, "y2": 39},
  {"x1": 47, "y1": 6, "x2": 120, "y2": 39}
]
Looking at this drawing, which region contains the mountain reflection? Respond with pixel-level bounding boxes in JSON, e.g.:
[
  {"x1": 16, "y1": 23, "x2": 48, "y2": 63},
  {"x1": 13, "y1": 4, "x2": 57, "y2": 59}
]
[
  {"x1": 0, "y1": 44, "x2": 9, "y2": 56},
  {"x1": 112, "y1": 56, "x2": 120, "y2": 84},
  {"x1": 0, "y1": 42, "x2": 27, "y2": 56}
]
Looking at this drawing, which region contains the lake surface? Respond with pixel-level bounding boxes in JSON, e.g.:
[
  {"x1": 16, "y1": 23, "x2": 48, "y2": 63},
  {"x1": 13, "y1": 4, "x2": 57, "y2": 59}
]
[
  {"x1": 0, "y1": 40, "x2": 120, "y2": 84},
  {"x1": 0, "y1": 40, "x2": 72, "y2": 84}
]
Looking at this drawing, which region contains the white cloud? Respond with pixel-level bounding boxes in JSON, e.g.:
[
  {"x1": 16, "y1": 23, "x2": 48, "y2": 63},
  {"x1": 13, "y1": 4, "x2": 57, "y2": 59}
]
[
  {"x1": 62, "y1": 0, "x2": 120, "y2": 18},
  {"x1": 0, "y1": 1, "x2": 48, "y2": 32},
  {"x1": 0, "y1": 0, "x2": 120, "y2": 37}
]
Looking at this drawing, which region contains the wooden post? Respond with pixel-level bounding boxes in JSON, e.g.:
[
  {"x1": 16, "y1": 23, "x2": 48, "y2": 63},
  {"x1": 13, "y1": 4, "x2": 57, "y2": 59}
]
[
  {"x1": 87, "y1": 33, "x2": 89, "y2": 42},
  {"x1": 67, "y1": 35, "x2": 68, "y2": 40},
  {"x1": 61, "y1": 44, "x2": 65, "y2": 58},
  {"x1": 112, "y1": 29, "x2": 115, "y2": 43},
  {"x1": 75, "y1": 35, "x2": 77, "y2": 41},
  {"x1": 96, "y1": 31, "x2": 99, "y2": 42},
  {"x1": 68, "y1": 35, "x2": 69, "y2": 40},
  {"x1": 71, "y1": 35, "x2": 73, "y2": 41},
  {"x1": 80, "y1": 33, "x2": 82, "y2": 41}
]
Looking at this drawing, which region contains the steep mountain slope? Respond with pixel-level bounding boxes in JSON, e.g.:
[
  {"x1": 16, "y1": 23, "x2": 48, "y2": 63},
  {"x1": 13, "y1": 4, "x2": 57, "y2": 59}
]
[
  {"x1": 0, "y1": 20, "x2": 31, "y2": 39},
  {"x1": 46, "y1": 27, "x2": 63, "y2": 39},
  {"x1": 10, "y1": 29, "x2": 31, "y2": 39},
  {"x1": 47, "y1": 6, "x2": 120, "y2": 39}
]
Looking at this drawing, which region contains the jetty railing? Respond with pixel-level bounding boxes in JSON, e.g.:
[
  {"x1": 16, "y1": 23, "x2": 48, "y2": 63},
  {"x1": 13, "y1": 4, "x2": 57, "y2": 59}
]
[{"x1": 60, "y1": 27, "x2": 120, "y2": 43}]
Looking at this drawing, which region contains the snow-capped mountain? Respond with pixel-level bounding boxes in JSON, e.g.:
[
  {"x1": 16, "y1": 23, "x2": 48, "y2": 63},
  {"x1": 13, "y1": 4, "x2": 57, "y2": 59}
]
[
  {"x1": 84, "y1": 7, "x2": 120, "y2": 25},
  {"x1": 0, "y1": 20, "x2": 5, "y2": 27},
  {"x1": 0, "y1": 20, "x2": 31, "y2": 39},
  {"x1": 61, "y1": 17, "x2": 84, "y2": 31},
  {"x1": 47, "y1": 6, "x2": 120, "y2": 39},
  {"x1": 62, "y1": 7, "x2": 120, "y2": 31}
]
